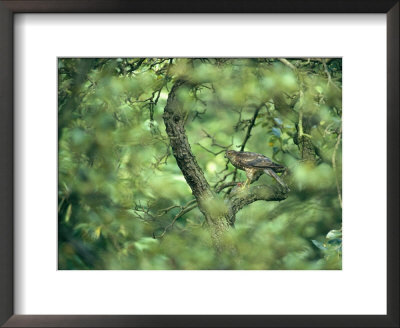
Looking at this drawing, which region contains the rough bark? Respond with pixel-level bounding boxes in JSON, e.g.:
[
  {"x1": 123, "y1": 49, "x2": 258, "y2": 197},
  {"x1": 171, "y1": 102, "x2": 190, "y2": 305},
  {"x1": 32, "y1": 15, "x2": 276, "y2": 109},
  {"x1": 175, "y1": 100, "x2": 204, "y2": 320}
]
[
  {"x1": 163, "y1": 80, "x2": 213, "y2": 202},
  {"x1": 227, "y1": 185, "x2": 288, "y2": 224},
  {"x1": 163, "y1": 80, "x2": 229, "y2": 249}
]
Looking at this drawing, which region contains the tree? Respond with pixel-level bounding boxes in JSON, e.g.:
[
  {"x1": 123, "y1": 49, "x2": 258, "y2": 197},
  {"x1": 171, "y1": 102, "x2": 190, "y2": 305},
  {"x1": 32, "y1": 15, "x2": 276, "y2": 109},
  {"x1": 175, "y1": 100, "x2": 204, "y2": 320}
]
[{"x1": 58, "y1": 58, "x2": 342, "y2": 270}]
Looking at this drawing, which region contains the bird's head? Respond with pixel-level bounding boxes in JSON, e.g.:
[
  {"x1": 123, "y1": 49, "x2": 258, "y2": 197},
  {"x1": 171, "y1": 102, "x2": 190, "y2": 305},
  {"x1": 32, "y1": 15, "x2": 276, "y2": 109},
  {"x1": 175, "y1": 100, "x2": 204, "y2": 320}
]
[{"x1": 225, "y1": 150, "x2": 237, "y2": 161}]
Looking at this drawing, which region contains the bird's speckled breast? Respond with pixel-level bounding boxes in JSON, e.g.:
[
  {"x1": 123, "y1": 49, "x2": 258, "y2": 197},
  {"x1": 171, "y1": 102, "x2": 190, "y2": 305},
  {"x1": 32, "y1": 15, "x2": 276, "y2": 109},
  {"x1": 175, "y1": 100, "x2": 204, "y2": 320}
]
[{"x1": 230, "y1": 156, "x2": 246, "y2": 171}]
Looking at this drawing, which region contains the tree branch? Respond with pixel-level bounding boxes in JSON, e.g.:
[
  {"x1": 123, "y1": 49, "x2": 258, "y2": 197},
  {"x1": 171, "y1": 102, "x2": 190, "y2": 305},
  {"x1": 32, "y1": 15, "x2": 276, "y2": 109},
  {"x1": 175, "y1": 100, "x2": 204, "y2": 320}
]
[
  {"x1": 196, "y1": 129, "x2": 233, "y2": 156},
  {"x1": 322, "y1": 59, "x2": 341, "y2": 91},
  {"x1": 215, "y1": 181, "x2": 239, "y2": 193},
  {"x1": 279, "y1": 58, "x2": 297, "y2": 70},
  {"x1": 239, "y1": 105, "x2": 263, "y2": 151},
  {"x1": 154, "y1": 200, "x2": 198, "y2": 238},
  {"x1": 228, "y1": 185, "x2": 288, "y2": 224}
]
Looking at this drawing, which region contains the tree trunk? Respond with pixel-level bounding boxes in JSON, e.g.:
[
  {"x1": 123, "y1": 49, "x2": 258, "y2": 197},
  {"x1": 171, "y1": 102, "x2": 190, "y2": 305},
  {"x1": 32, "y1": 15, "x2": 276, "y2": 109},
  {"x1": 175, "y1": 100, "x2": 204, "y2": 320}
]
[{"x1": 163, "y1": 81, "x2": 231, "y2": 249}]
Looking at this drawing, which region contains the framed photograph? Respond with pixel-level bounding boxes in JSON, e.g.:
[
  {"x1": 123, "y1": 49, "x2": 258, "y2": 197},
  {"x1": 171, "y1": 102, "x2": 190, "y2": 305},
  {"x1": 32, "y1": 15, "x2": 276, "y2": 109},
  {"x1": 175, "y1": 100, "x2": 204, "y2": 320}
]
[{"x1": 1, "y1": 1, "x2": 398, "y2": 327}]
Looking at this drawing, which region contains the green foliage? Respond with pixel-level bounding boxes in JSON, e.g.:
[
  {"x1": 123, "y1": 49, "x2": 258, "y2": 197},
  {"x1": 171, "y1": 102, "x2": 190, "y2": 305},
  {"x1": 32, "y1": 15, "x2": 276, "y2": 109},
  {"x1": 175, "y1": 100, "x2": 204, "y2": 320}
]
[{"x1": 58, "y1": 58, "x2": 342, "y2": 270}]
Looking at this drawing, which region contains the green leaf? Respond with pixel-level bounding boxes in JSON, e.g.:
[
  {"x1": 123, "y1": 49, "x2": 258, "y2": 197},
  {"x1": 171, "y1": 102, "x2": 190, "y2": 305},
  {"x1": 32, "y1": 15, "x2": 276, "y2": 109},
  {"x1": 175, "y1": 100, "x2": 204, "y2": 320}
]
[
  {"x1": 271, "y1": 127, "x2": 281, "y2": 138},
  {"x1": 94, "y1": 226, "x2": 102, "y2": 239},
  {"x1": 65, "y1": 204, "x2": 72, "y2": 223},
  {"x1": 326, "y1": 230, "x2": 342, "y2": 239}
]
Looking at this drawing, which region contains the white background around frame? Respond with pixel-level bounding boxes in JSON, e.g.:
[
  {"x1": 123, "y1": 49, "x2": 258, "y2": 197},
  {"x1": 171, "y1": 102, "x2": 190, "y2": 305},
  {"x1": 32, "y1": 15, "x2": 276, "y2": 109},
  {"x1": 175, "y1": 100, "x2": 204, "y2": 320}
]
[{"x1": 14, "y1": 14, "x2": 387, "y2": 315}]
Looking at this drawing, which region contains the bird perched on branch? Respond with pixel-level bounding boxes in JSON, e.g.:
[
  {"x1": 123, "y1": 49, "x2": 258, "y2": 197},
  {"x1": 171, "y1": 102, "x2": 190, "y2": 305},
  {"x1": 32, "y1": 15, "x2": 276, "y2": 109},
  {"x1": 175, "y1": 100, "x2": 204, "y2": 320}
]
[{"x1": 225, "y1": 150, "x2": 288, "y2": 190}]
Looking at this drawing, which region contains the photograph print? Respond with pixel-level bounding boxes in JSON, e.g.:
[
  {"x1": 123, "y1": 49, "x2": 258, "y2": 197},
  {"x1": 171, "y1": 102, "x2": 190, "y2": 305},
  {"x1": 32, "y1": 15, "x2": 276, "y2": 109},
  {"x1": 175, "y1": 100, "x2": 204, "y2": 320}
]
[{"x1": 58, "y1": 58, "x2": 342, "y2": 270}]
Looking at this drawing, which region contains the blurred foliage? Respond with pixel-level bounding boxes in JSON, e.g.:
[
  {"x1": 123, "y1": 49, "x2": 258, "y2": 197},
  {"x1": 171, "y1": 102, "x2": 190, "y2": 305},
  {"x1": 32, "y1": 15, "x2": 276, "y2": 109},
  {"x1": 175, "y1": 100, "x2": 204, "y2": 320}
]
[{"x1": 58, "y1": 58, "x2": 342, "y2": 270}]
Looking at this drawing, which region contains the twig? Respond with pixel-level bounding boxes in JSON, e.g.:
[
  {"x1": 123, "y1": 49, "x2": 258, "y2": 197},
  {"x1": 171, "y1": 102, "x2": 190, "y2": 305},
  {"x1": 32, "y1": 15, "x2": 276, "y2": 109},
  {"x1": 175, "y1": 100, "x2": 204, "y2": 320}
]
[
  {"x1": 214, "y1": 171, "x2": 234, "y2": 190},
  {"x1": 155, "y1": 199, "x2": 198, "y2": 238},
  {"x1": 152, "y1": 144, "x2": 171, "y2": 169},
  {"x1": 157, "y1": 199, "x2": 197, "y2": 216},
  {"x1": 215, "y1": 181, "x2": 240, "y2": 193},
  {"x1": 239, "y1": 105, "x2": 263, "y2": 151},
  {"x1": 196, "y1": 143, "x2": 226, "y2": 156},
  {"x1": 202, "y1": 130, "x2": 233, "y2": 149},
  {"x1": 322, "y1": 59, "x2": 341, "y2": 91},
  {"x1": 192, "y1": 108, "x2": 207, "y2": 121},
  {"x1": 196, "y1": 129, "x2": 233, "y2": 155},
  {"x1": 279, "y1": 58, "x2": 297, "y2": 70}
]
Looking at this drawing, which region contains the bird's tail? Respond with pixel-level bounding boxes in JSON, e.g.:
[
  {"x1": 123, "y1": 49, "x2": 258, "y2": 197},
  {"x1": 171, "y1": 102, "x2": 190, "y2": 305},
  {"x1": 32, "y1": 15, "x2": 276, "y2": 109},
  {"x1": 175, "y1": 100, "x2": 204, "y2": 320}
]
[{"x1": 264, "y1": 169, "x2": 289, "y2": 190}]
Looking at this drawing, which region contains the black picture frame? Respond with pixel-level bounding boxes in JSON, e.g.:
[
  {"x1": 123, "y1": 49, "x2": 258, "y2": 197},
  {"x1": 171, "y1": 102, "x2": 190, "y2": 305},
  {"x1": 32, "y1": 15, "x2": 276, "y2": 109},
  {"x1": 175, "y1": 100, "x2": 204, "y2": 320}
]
[{"x1": 0, "y1": 1, "x2": 398, "y2": 327}]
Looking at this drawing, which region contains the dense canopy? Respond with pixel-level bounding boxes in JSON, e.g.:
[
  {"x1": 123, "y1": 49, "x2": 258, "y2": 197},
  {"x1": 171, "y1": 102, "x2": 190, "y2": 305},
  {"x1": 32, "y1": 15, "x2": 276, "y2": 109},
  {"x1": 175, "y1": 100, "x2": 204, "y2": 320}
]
[{"x1": 58, "y1": 58, "x2": 342, "y2": 270}]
